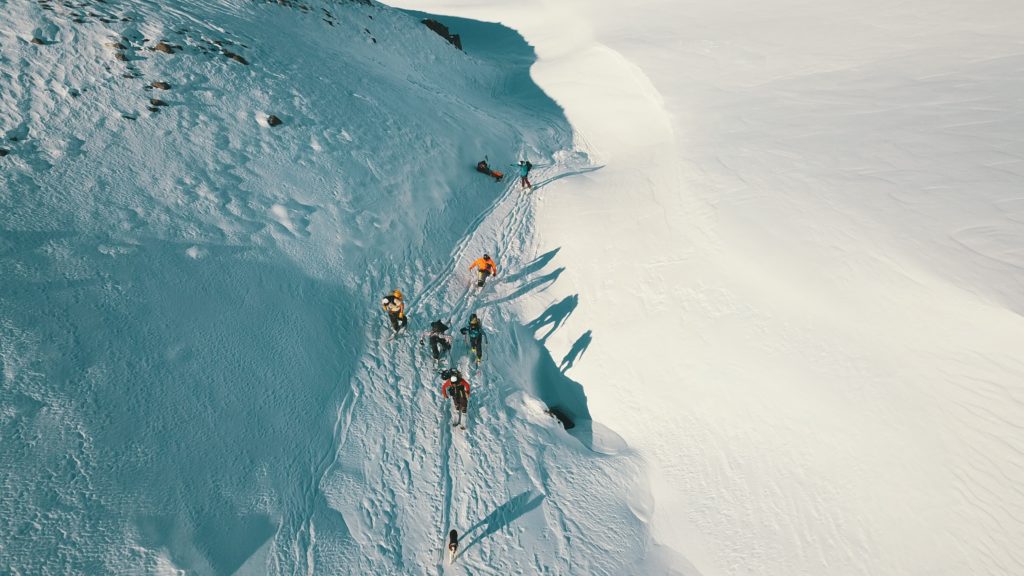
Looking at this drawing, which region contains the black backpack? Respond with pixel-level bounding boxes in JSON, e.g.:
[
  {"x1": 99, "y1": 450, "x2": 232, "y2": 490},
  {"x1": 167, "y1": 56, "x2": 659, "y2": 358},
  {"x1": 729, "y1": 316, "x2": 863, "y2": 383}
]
[
  {"x1": 431, "y1": 320, "x2": 449, "y2": 333},
  {"x1": 525, "y1": 160, "x2": 533, "y2": 172},
  {"x1": 450, "y1": 381, "x2": 467, "y2": 399}
]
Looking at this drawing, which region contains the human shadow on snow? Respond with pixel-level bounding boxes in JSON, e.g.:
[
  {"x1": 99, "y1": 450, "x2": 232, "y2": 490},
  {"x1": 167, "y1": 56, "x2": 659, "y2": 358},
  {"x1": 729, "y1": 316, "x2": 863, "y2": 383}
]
[
  {"x1": 461, "y1": 490, "x2": 546, "y2": 555},
  {"x1": 559, "y1": 329, "x2": 592, "y2": 373},
  {"x1": 503, "y1": 248, "x2": 559, "y2": 285},
  {"x1": 531, "y1": 164, "x2": 604, "y2": 191},
  {"x1": 478, "y1": 267, "x2": 564, "y2": 310},
  {"x1": 527, "y1": 294, "x2": 578, "y2": 343}
]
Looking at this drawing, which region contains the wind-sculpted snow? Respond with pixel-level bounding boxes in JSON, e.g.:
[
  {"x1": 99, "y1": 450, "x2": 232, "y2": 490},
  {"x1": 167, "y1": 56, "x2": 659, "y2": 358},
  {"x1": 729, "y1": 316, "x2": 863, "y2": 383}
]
[{"x1": 0, "y1": 1, "x2": 661, "y2": 574}]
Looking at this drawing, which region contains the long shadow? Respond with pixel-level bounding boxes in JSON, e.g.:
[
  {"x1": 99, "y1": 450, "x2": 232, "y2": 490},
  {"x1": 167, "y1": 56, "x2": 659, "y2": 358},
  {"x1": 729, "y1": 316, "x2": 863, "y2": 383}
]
[
  {"x1": 559, "y1": 330, "x2": 592, "y2": 373},
  {"x1": 526, "y1": 324, "x2": 592, "y2": 440},
  {"x1": 504, "y1": 247, "x2": 560, "y2": 284},
  {"x1": 531, "y1": 165, "x2": 605, "y2": 190},
  {"x1": 461, "y1": 490, "x2": 546, "y2": 555},
  {"x1": 526, "y1": 294, "x2": 578, "y2": 343},
  {"x1": 478, "y1": 267, "x2": 564, "y2": 309}
]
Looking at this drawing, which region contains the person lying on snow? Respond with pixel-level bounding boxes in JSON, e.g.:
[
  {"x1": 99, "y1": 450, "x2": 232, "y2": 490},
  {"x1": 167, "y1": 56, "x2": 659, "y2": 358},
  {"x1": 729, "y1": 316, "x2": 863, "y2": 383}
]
[{"x1": 476, "y1": 159, "x2": 503, "y2": 182}]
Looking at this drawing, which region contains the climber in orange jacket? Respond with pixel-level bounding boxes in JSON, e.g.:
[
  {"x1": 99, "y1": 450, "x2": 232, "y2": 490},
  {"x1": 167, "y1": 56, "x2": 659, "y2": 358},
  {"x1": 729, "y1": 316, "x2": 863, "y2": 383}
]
[{"x1": 469, "y1": 254, "x2": 497, "y2": 288}]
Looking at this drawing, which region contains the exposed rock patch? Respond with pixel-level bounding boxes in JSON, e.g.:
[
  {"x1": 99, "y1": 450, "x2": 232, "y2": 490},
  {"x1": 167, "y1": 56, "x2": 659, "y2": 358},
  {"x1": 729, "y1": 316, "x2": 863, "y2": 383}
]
[
  {"x1": 223, "y1": 50, "x2": 249, "y2": 65},
  {"x1": 422, "y1": 19, "x2": 462, "y2": 51},
  {"x1": 152, "y1": 41, "x2": 179, "y2": 54}
]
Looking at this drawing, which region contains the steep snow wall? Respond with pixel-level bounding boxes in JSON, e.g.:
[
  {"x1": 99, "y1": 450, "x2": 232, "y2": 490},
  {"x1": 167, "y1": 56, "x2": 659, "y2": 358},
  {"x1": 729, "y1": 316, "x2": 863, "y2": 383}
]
[{"x1": 2, "y1": 1, "x2": 655, "y2": 574}]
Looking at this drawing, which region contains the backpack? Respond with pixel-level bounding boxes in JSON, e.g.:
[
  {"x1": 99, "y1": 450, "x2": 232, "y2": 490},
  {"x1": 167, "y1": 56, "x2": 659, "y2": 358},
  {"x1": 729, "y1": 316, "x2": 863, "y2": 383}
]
[
  {"x1": 450, "y1": 381, "x2": 467, "y2": 399},
  {"x1": 525, "y1": 160, "x2": 533, "y2": 172},
  {"x1": 431, "y1": 320, "x2": 448, "y2": 333}
]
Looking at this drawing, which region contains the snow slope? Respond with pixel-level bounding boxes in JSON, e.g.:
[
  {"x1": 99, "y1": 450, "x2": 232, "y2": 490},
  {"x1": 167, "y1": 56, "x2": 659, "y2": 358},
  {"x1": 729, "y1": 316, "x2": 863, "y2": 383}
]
[
  {"x1": 2, "y1": 1, "x2": 667, "y2": 574},
  {"x1": 387, "y1": 1, "x2": 1024, "y2": 575}
]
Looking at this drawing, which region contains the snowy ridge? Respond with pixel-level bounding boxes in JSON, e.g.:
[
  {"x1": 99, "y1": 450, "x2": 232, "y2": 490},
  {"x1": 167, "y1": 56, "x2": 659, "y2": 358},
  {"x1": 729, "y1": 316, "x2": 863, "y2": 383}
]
[
  {"x1": 388, "y1": 1, "x2": 1024, "y2": 575},
  {"x1": 1, "y1": 1, "x2": 663, "y2": 574}
]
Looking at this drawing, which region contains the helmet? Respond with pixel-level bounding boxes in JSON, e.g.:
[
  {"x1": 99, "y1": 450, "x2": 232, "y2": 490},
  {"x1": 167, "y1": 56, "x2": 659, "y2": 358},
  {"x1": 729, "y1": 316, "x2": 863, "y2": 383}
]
[
  {"x1": 450, "y1": 375, "x2": 458, "y2": 382},
  {"x1": 469, "y1": 315, "x2": 479, "y2": 325},
  {"x1": 483, "y1": 254, "x2": 491, "y2": 260},
  {"x1": 393, "y1": 289, "x2": 402, "y2": 298}
]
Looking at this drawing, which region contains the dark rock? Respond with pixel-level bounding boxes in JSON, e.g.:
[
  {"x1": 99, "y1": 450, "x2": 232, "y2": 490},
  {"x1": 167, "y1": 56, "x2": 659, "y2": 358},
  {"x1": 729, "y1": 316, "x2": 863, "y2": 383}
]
[
  {"x1": 30, "y1": 37, "x2": 46, "y2": 45},
  {"x1": 545, "y1": 407, "x2": 575, "y2": 430},
  {"x1": 422, "y1": 19, "x2": 462, "y2": 51},
  {"x1": 153, "y1": 41, "x2": 176, "y2": 54},
  {"x1": 223, "y1": 51, "x2": 249, "y2": 65},
  {"x1": 266, "y1": 115, "x2": 283, "y2": 127},
  {"x1": 0, "y1": 149, "x2": 9, "y2": 157},
  {"x1": 147, "y1": 106, "x2": 159, "y2": 113},
  {"x1": 114, "y1": 51, "x2": 128, "y2": 62},
  {"x1": 150, "y1": 81, "x2": 171, "y2": 90},
  {"x1": 149, "y1": 98, "x2": 166, "y2": 107}
]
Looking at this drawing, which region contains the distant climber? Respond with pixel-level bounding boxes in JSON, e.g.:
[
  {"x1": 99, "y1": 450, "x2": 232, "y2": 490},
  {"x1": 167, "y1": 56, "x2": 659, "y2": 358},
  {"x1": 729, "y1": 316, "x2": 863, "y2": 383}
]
[
  {"x1": 442, "y1": 371, "x2": 471, "y2": 415},
  {"x1": 460, "y1": 313, "x2": 487, "y2": 364},
  {"x1": 420, "y1": 320, "x2": 453, "y2": 361},
  {"x1": 468, "y1": 254, "x2": 497, "y2": 287},
  {"x1": 381, "y1": 289, "x2": 408, "y2": 334},
  {"x1": 511, "y1": 159, "x2": 532, "y2": 189},
  {"x1": 476, "y1": 159, "x2": 504, "y2": 182},
  {"x1": 447, "y1": 529, "x2": 459, "y2": 563}
]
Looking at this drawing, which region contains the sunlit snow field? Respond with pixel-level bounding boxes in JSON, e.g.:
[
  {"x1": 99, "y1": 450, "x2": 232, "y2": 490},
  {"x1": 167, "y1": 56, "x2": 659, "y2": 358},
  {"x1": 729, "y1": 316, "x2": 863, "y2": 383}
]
[{"x1": 393, "y1": 1, "x2": 1024, "y2": 575}]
